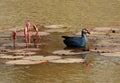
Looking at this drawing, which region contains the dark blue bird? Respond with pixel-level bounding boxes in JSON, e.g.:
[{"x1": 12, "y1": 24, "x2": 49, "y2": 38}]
[{"x1": 62, "y1": 28, "x2": 90, "y2": 49}]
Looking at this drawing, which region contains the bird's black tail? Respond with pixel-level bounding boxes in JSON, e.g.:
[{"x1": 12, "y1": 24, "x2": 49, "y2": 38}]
[
  {"x1": 62, "y1": 36, "x2": 66, "y2": 38},
  {"x1": 62, "y1": 36, "x2": 70, "y2": 39}
]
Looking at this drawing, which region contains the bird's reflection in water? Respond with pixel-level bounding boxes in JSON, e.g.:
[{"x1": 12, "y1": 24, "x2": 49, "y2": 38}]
[
  {"x1": 64, "y1": 47, "x2": 85, "y2": 51},
  {"x1": 82, "y1": 54, "x2": 92, "y2": 67},
  {"x1": 64, "y1": 46, "x2": 90, "y2": 51},
  {"x1": 81, "y1": 54, "x2": 88, "y2": 59},
  {"x1": 64, "y1": 47, "x2": 91, "y2": 67}
]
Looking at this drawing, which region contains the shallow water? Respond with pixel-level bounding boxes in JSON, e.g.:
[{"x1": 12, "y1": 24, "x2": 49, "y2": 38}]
[
  {"x1": 0, "y1": 32, "x2": 120, "y2": 83},
  {"x1": 0, "y1": 0, "x2": 120, "y2": 30},
  {"x1": 0, "y1": 0, "x2": 120, "y2": 83}
]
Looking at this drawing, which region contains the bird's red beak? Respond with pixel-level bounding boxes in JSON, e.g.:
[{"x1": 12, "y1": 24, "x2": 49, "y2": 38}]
[{"x1": 85, "y1": 28, "x2": 90, "y2": 34}]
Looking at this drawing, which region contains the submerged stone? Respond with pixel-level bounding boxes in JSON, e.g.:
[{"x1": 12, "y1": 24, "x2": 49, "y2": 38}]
[
  {"x1": 42, "y1": 56, "x2": 62, "y2": 61},
  {"x1": 17, "y1": 31, "x2": 50, "y2": 36},
  {"x1": 52, "y1": 50, "x2": 89, "y2": 55},
  {"x1": 0, "y1": 49, "x2": 10, "y2": 53},
  {"x1": 91, "y1": 49, "x2": 112, "y2": 53},
  {"x1": 14, "y1": 52, "x2": 36, "y2": 56},
  {"x1": 5, "y1": 60, "x2": 47, "y2": 65},
  {"x1": 37, "y1": 32, "x2": 50, "y2": 36},
  {"x1": 8, "y1": 49, "x2": 25, "y2": 53},
  {"x1": 5, "y1": 55, "x2": 62, "y2": 65},
  {"x1": 44, "y1": 29, "x2": 67, "y2": 33},
  {"x1": 93, "y1": 27, "x2": 112, "y2": 31},
  {"x1": 0, "y1": 54, "x2": 24, "y2": 60},
  {"x1": 23, "y1": 55, "x2": 62, "y2": 61},
  {"x1": 100, "y1": 52, "x2": 120, "y2": 57},
  {"x1": 43, "y1": 25, "x2": 67, "y2": 33},
  {"x1": 44, "y1": 25, "x2": 66, "y2": 29},
  {"x1": 49, "y1": 58, "x2": 85, "y2": 63},
  {"x1": 23, "y1": 48, "x2": 40, "y2": 52},
  {"x1": 23, "y1": 56, "x2": 44, "y2": 61},
  {"x1": 2, "y1": 43, "x2": 26, "y2": 48}
]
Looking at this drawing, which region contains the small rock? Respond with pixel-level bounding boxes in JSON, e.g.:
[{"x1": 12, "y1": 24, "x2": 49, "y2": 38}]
[{"x1": 112, "y1": 30, "x2": 116, "y2": 33}]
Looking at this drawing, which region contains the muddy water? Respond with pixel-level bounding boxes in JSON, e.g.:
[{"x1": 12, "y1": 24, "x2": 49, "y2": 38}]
[
  {"x1": 0, "y1": 0, "x2": 120, "y2": 83},
  {"x1": 0, "y1": 32, "x2": 119, "y2": 83},
  {"x1": 0, "y1": 0, "x2": 120, "y2": 30}
]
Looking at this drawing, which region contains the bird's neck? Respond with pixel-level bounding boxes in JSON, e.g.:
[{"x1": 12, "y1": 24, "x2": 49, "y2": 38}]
[{"x1": 82, "y1": 33, "x2": 87, "y2": 41}]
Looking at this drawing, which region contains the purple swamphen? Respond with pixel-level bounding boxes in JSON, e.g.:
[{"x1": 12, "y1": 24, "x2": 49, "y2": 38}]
[{"x1": 62, "y1": 28, "x2": 90, "y2": 49}]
